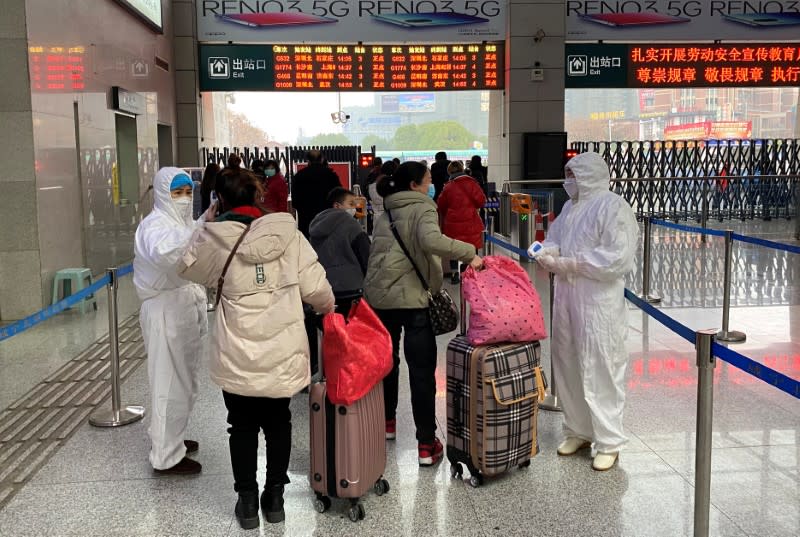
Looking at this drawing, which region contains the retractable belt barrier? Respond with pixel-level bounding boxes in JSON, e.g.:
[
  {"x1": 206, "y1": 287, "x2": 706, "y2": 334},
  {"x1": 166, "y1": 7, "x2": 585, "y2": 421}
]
[
  {"x1": 0, "y1": 273, "x2": 114, "y2": 341},
  {"x1": 485, "y1": 232, "x2": 799, "y2": 399}
]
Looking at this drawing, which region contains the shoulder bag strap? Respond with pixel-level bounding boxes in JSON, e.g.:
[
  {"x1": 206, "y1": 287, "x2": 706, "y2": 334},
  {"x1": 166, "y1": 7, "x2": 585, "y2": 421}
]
[
  {"x1": 386, "y1": 209, "x2": 431, "y2": 292},
  {"x1": 216, "y1": 223, "x2": 252, "y2": 306}
]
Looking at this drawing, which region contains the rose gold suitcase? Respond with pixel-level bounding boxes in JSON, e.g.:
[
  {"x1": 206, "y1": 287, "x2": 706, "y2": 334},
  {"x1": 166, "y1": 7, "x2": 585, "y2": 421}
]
[{"x1": 308, "y1": 327, "x2": 390, "y2": 522}]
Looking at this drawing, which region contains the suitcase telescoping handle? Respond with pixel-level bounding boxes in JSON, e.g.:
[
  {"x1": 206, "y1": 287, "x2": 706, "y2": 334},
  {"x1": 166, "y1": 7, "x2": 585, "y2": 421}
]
[
  {"x1": 316, "y1": 323, "x2": 324, "y2": 379},
  {"x1": 459, "y1": 262, "x2": 467, "y2": 336}
]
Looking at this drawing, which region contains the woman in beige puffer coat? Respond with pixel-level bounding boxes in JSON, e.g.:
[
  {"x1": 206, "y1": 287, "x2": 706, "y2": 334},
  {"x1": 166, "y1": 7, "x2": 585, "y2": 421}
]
[{"x1": 178, "y1": 165, "x2": 333, "y2": 529}]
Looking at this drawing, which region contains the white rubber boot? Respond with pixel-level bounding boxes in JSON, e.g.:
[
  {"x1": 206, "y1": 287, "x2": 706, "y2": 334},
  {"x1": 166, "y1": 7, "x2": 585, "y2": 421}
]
[
  {"x1": 592, "y1": 452, "x2": 619, "y2": 471},
  {"x1": 557, "y1": 437, "x2": 591, "y2": 456}
]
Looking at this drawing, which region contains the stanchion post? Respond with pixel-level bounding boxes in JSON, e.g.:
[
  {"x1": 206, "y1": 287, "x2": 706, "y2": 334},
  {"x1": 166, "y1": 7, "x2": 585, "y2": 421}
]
[
  {"x1": 638, "y1": 216, "x2": 662, "y2": 304},
  {"x1": 89, "y1": 267, "x2": 145, "y2": 427},
  {"x1": 539, "y1": 272, "x2": 561, "y2": 412},
  {"x1": 485, "y1": 215, "x2": 495, "y2": 255},
  {"x1": 694, "y1": 329, "x2": 717, "y2": 537},
  {"x1": 716, "y1": 230, "x2": 746, "y2": 343},
  {"x1": 701, "y1": 181, "x2": 709, "y2": 244}
]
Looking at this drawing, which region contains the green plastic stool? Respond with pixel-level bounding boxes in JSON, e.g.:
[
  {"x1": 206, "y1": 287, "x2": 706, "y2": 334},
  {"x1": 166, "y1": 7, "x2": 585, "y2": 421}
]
[{"x1": 52, "y1": 268, "x2": 98, "y2": 314}]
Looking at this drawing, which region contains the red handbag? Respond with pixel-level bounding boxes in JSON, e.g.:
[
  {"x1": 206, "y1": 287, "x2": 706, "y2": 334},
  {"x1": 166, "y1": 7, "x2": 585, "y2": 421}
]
[{"x1": 322, "y1": 300, "x2": 393, "y2": 406}]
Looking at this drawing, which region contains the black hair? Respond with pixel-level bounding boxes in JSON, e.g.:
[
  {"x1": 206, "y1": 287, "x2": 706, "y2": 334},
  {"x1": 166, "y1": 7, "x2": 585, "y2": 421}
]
[
  {"x1": 470, "y1": 155, "x2": 483, "y2": 168},
  {"x1": 376, "y1": 161, "x2": 427, "y2": 198},
  {"x1": 227, "y1": 154, "x2": 242, "y2": 170},
  {"x1": 435, "y1": 151, "x2": 447, "y2": 161},
  {"x1": 327, "y1": 187, "x2": 355, "y2": 207},
  {"x1": 392, "y1": 157, "x2": 400, "y2": 166},
  {"x1": 373, "y1": 156, "x2": 383, "y2": 167},
  {"x1": 200, "y1": 162, "x2": 220, "y2": 210},
  {"x1": 306, "y1": 150, "x2": 323, "y2": 164},
  {"x1": 215, "y1": 167, "x2": 265, "y2": 213},
  {"x1": 380, "y1": 160, "x2": 397, "y2": 176},
  {"x1": 251, "y1": 159, "x2": 266, "y2": 176},
  {"x1": 264, "y1": 159, "x2": 280, "y2": 172}
]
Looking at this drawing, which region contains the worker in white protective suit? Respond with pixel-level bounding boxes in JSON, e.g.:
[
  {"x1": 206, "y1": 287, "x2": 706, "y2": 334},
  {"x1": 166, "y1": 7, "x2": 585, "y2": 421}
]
[
  {"x1": 531, "y1": 151, "x2": 639, "y2": 471},
  {"x1": 134, "y1": 167, "x2": 216, "y2": 474}
]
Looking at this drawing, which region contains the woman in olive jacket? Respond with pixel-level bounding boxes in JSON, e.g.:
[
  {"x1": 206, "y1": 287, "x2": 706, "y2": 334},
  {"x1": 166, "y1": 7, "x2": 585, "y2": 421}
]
[{"x1": 365, "y1": 161, "x2": 482, "y2": 467}]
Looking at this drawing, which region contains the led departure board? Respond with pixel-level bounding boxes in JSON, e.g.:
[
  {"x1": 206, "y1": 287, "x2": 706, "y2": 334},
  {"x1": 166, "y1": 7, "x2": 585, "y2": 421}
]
[
  {"x1": 199, "y1": 44, "x2": 504, "y2": 92},
  {"x1": 29, "y1": 46, "x2": 85, "y2": 92}
]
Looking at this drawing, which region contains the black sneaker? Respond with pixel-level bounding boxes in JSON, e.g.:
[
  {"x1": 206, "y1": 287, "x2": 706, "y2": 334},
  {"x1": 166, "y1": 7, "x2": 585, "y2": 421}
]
[
  {"x1": 261, "y1": 485, "x2": 285, "y2": 523},
  {"x1": 450, "y1": 272, "x2": 460, "y2": 285},
  {"x1": 235, "y1": 491, "x2": 260, "y2": 530}
]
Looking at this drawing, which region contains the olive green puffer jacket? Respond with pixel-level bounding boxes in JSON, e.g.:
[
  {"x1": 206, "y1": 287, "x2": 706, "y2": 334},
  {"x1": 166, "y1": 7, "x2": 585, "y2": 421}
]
[{"x1": 365, "y1": 191, "x2": 476, "y2": 310}]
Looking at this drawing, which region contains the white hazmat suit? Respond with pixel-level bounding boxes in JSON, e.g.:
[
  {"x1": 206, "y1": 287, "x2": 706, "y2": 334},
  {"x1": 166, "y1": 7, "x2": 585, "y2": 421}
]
[
  {"x1": 538, "y1": 152, "x2": 639, "y2": 455},
  {"x1": 134, "y1": 167, "x2": 208, "y2": 470}
]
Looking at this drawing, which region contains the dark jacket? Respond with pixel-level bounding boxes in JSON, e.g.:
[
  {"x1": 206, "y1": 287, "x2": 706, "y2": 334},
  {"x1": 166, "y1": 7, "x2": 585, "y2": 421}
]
[
  {"x1": 309, "y1": 208, "x2": 371, "y2": 295},
  {"x1": 291, "y1": 164, "x2": 342, "y2": 237},
  {"x1": 430, "y1": 159, "x2": 451, "y2": 200},
  {"x1": 437, "y1": 175, "x2": 486, "y2": 250}
]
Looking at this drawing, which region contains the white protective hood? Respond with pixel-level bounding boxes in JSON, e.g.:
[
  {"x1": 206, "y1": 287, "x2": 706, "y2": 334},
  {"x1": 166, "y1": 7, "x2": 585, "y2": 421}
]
[
  {"x1": 133, "y1": 167, "x2": 202, "y2": 301},
  {"x1": 564, "y1": 151, "x2": 612, "y2": 203}
]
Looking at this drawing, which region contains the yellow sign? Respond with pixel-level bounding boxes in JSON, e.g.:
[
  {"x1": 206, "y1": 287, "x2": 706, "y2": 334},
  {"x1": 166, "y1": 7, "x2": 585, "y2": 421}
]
[
  {"x1": 111, "y1": 163, "x2": 120, "y2": 206},
  {"x1": 590, "y1": 110, "x2": 626, "y2": 121}
]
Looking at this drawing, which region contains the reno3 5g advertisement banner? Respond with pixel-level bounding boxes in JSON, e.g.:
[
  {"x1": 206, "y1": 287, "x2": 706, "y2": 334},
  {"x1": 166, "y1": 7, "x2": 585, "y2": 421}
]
[
  {"x1": 567, "y1": 1, "x2": 800, "y2": 41},
  {"x1": 197, "y1": 0, "x2": 506, "y2": 43}
]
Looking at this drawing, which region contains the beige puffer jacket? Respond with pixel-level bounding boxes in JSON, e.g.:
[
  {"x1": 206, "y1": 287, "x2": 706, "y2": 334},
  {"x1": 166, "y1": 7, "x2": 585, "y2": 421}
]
[
  {"x1": 365, "y1": 191, "x2": 476, "y2": 310},
  {"x1": 178, "y1": 213, "x2": 334, "y2": 398}
]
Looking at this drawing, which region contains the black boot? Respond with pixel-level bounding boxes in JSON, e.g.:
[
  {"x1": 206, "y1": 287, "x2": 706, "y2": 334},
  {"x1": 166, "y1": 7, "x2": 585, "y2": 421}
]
[
  {"x1": 261, "y1": 485, "x2": 285, "y2": 523},
  {"x1": 235, "y1": 491, "x2": 260, "y2": 530}
]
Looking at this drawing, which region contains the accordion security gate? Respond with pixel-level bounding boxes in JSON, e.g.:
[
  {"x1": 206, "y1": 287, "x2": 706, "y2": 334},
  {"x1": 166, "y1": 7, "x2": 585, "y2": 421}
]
[
  {"x1": 201, "y1": 145, "x2": 363, "y2": 187},
  {"x1": 571, "y1": 139, "x2": 800, "y2": 222}
]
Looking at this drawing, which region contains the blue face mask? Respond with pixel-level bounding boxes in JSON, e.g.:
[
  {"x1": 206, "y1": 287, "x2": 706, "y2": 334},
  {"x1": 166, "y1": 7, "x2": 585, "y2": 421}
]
[{"x1": 427, "y1": 184, "x2": 436, "y2": 199}]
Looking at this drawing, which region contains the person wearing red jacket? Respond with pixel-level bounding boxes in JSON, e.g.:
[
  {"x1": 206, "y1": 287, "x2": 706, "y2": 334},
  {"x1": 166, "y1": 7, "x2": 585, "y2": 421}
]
[
  {"x1": 261, "y1": 159, "x2": 289, "y2": 213},
  {"x1": 437, "y1": 161, "x2": 487, "y2": 284}
]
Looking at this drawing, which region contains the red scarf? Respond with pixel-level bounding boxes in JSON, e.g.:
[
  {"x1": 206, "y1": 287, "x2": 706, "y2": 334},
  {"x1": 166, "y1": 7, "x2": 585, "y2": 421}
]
[{"x1": 231, "y1": 206, "x2": 263, "y2": 219}]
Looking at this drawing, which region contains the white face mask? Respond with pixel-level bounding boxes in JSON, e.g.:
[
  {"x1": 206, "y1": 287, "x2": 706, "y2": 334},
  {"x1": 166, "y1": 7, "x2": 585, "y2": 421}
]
[
  {"x1": 344, "y1": 207, "x2": 357, "y2": 217},
  {"x1": 173, "y1": 197, "x2": 192, "y2": 220},
  {"x1": 563, "y1": 180, "x2": 579, "y2": 200}
]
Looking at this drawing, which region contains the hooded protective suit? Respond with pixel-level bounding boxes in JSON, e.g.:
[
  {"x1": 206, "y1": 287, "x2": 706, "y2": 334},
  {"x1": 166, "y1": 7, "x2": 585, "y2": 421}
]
[
  {"x1": 538, "y1": 152, "x2": 639, "y2": 454},
  {"x1": 134, "y1": 167, "x2": 208, "y2": 470}
]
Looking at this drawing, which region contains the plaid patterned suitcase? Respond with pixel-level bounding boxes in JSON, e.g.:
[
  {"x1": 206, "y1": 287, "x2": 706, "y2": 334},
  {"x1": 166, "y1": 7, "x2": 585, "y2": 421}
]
[{"x1": 446, "y1": 288, "x2": 545, "y2": 487}]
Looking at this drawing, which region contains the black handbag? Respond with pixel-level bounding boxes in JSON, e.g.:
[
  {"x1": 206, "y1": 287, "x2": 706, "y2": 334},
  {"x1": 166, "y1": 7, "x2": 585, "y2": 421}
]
[{"x1": 386, "y1": 209, "x2": 459, "y2": 336}]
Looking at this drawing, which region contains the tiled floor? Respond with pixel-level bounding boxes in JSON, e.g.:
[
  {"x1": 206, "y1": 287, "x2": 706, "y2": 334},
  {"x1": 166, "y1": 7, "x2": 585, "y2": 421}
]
[{"x1": 0, "y1": 221, "x2": 797, "y2": 536}]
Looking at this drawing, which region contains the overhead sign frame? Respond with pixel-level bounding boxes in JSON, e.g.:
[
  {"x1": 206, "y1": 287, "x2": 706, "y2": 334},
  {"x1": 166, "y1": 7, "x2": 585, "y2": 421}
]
[{"x1": 114, "y1": 0, "x2": 163, "y2": 32}]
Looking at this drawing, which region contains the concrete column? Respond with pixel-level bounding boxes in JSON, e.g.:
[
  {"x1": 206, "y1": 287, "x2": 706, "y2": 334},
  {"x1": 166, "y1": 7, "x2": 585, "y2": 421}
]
[
  {"x1": 489, "y1": 0, "x2": 565, "y2": 186},
  {"x1": 0, "y1": 0, "x2": 44, "y2": 319},
  {"x1": 173, "y1": 0, "x2": 200, "y2": 166}
]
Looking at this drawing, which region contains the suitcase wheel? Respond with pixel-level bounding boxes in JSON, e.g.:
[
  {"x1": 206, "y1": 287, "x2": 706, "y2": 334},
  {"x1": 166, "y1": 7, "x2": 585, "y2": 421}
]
[
  {"x1": 449, "y1": 463, "x2": 464, "y2": 479},
  {"x1": 519, "y1": 460, "x2": 531, "y2": 469},
  {"x1": 373, "y1": 478, "x2": 390, "y2": 497},
  {"x1": 347, "y1": 502, "x2": 366, "y2": 522},
  {"x1": 468, "y1": 474, "x2": 484, "y2": 488},
  {"x1": 314, "y1": 495, "x2": 331, "y2": 513}
]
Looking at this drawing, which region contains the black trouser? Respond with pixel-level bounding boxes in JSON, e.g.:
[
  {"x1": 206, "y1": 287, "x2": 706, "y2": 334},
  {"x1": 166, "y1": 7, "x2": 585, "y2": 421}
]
[
  {"x1": 375, "y1": 308, "x2": 438, "y2": 443},
  {"x1": 222, "y1": 391, "x2": 292, "y2": 493}
]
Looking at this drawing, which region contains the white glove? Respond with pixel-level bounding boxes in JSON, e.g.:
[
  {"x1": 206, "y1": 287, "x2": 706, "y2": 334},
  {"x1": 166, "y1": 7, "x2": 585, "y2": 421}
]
[
  {"x1": 528, "y1": 242, "x2": 560, "y2": 259},
  {"x1": 537, "y1": 255, "x2": 577, "y2": 275}
]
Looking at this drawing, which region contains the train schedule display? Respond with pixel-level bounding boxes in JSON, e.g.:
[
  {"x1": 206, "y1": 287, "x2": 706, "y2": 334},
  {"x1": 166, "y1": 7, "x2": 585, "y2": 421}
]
[{"x1": 199, "y1": 43, "x2": 504, "y2": 92}]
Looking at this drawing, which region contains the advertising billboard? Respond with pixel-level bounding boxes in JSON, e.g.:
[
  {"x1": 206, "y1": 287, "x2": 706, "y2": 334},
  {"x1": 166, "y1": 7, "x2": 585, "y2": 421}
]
[
  {"x1": 196, "y1": 1, "x2": 506, "y2": 43},
  {"x1": 664, "y1": 121, "x2": 753, "y2": 140},
  {"x1": 566, "y1": 1, "x2": 800, "y2": 41},
  {"x1": 381, "y1": 93, "x2": 436, "y2": 113}
]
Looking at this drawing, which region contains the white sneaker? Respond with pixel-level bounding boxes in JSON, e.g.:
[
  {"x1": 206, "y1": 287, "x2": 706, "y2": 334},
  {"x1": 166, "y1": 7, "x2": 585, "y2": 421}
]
[
  {"x1": 557, "y1": 437, "x2": 591, "y2": 456},
  {"x1": 592, "y1": 452, "x2": 619, "y2": 471}
]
